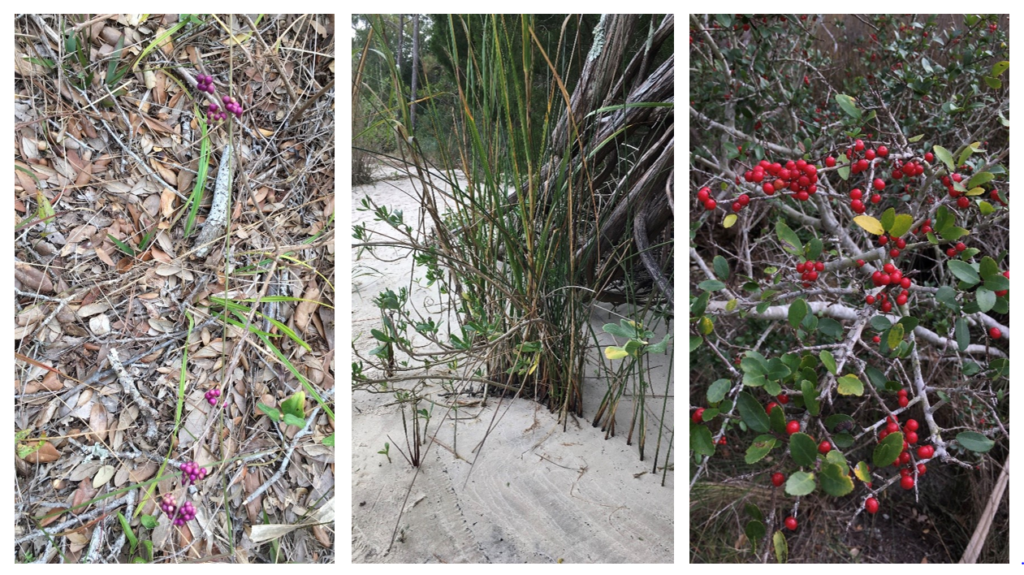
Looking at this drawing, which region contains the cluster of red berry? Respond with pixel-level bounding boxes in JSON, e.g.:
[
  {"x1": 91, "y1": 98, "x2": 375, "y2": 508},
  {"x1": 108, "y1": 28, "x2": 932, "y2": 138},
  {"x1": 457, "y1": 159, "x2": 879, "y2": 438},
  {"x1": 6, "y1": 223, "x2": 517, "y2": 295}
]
[
  {"x1": 795, "y1": 259, "x2": 825, "y2": 287},
  {"x1": 848, "y1": 187, "x2": 879, "y2": 214},
  {"x1": 877, "y1": 233, "x2": 908, "y2": 258},
  {"x1": 865, "y1": 262, "x2": 912, "y2": 313},
  {"x1": 910, "y1": 218, "x2": 934, "y2": 235},
  {"x1": 891, "y1": 157, "x2": 926, "y2": 181},
  {"x1": 942, "y1": 170, "x2": 975, "y2": 209},
  {"x1": 743, "y1": 159, "x2": 819, "y2": 201},
  {"x1": 877, "y1": 415, "x2": 933, "y2": 493},
  {"x1": 845, "y1": 139, "x2": 889, "y2": 174}
]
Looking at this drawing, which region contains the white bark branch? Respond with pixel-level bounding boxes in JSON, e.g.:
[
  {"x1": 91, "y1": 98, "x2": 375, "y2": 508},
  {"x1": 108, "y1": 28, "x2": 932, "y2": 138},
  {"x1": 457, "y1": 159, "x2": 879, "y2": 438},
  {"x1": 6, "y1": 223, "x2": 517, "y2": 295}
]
[{"x1": 194, "y1": 144, "x2": 234, "y2": 257}]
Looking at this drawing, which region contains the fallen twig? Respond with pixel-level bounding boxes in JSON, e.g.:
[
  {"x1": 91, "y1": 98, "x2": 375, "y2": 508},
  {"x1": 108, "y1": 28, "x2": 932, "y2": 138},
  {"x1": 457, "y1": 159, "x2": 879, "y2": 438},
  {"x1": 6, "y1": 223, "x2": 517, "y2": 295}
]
[
  {"x1": 242, "y1": 406, "x2": 322, "y2": 505},
  {"x1": 193, "y1": 143, "x2": 234, "y2": 257},
  {"x1": 108, "y1": 349, "x2": 158, "y2": 439}
]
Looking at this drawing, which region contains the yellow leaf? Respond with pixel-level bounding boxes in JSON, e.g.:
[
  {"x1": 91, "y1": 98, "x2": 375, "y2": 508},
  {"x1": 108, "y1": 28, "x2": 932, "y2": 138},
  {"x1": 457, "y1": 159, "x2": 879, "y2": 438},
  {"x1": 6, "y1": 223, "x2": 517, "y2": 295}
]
[
  {"x1": 967, "y1": 187, "x2": 986, "y2": 196},
  {"x1": 604, "y1": 346, "x2": 629, "y2": 360},
  {"x1": 723, "y1": 214, "x2": 738, "y2": 228},
  {"x1": 699, "y1": 316, "x2": 714, "y2": 335},
  {"x1": 526, "y1": 354, "x2": 540, "y2": 376},
  {"x1": 853, "y1": 215, "x2": 884, "y2": 235}
]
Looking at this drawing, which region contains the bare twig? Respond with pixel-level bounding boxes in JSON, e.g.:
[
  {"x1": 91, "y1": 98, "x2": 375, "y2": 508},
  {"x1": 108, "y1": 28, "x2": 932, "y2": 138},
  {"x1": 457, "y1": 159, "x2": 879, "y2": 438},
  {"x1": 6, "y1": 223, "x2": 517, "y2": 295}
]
[
  {"x1": 242, "y1": 406, "x2": 322, "y2": 505},
  {"x1": 108, "y1": 349, "x2": 158, "y2": 439}
]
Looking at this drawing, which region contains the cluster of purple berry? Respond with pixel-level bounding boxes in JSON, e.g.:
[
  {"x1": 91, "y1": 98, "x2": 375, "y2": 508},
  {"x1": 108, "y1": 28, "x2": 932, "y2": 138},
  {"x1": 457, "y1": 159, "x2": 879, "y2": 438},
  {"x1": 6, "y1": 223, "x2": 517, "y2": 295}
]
[
  {"x1": 160, "y1": 493, "x2": 177, "y2": 515},
  {"x1": 204, "y1": 388, "x2": 222, "y2": 405},
  {"x1": 173, "y1": 501, "x2": 197, "y2": 526},
  {"x1": 179, "y1": 460, "x2": 209, "y2": 485},
  {"x1": 195, "y1": 74, "x2": 216, "y2": 94},
  {"x1": 159, "y1": 494, "x2": 196, "y2": 526},
  {"x1": 221, "y1": 95, "x2": 244, "y2": 118}
]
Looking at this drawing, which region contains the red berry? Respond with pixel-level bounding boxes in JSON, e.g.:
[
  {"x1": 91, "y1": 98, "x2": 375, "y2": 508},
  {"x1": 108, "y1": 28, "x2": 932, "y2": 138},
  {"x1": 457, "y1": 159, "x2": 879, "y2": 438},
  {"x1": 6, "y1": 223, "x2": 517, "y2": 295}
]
[
  {"x1": 865, "y1": 148, "x2": 877, "y2": 160},
  {"x1": 905, "y1": 419, "x2": 919, "y2": 432},
  {"x1": 890, "y1": 248, "x2": 901, "y2": 258},
  {"x1": 786, "y1": 420, "x2": 800, "y2": 435},
  {"x1": 872, "y1": 335, "x2": 881, "y2": 344},
  {"x1": 851, "y1": 199, "x2": 865, "y2": 213},
  {"x1": 692, "y1": 408, "x2": 706, "y2": 424},
  {"x1": 877, "y1": 146, "x2": 888, "y2": 157},
  {"x1": 917, "y1": 463, "x2": 927, "y2": 475},
  {"x1": 924, "y1": 152, "x2": 934, "y2": 162},
  {"x1": 705, "y1": 199, "x2": 718, "y2": 211},
  {"x1": 873, "y1": 178, "x2": 886, "y2": 191},
  {"x1": 763, "y1": 183, "x2": 775, "y2": 195},
  {"x1": 733, "y1": 202, "x2": 743, "y2": 212},
  {"x1": 900, "y1": 475, "x2": 915, "y2": 490},
  {"x1": 865, "y1": 497, "x2": 880, "y2": 514},
  {"x1": 817, "y1": 440, "x2": 831, "y2": 454},
  {"x1": 857, "y1": 159, "x2": 870, "y2": 172},
  {"x1": 990, "y1": 327, "x2": 1002, "y2": 339},
  {"x1": 738, "y1": 194, "x2": 750, "y2": 206},
  {"x1": 955, "y1": 242, "x2": 967, "y2": 252},
  {"x1": 878, "y1": 236, "x2": 889, "y2": 246},
  {"x1": 766, "y1": 402, "x2": 779, "y2": 413},
  {"x1": 957, "y1": 196, "x2": 970, "y2": 209},
  {"x1": 854, "y1": 139, "x2": 865, "y2": 152},
  {"x1": 906, "y1": 431, "x2": 918, "y2": 444},
  {"x1": 825, "y1": 156, "x2": 836, "y2": 167},
  {"x1": 857, "y1": 259, "x2": 865, "y2": 267},
  {"x1": 898, "y1": 396, "x2": 909, "y2": 408},
  {"x1": 947, "y1": 248, "x2": 958, "y2": 258},
  {"x1": 871, "y1": 194, "x2": 882, "y2": 204},
  {"x1": 866, "y1": 295, "x2": 876, "y2": 305},
  {"x1": 886, "y1": 421, "x2": 900, "y2": 434},
  {"x1": 784, "y1": 516, "x2": 798, "y2": 531},
  {"x1": 778, "y1": 394, "x2": 789, "y2": 404},
  {"x1": 896, "y1": 238, "x2": 906, "y2": 249},
  {"x1": 881, "y1": 301, "x2": 892, "y2": 313},
  {"x1": 850, "y1": 189, "x2": 863, "y2": 200},
  {"x1": 917, "y1": 445, "x2": 935, "y2": 459},
  {"x1": 772, "y1": 472, "x2": 785, "y2": 487},
  {"x1": 879, "y1": 429, "x2": 890, "y2": 440}
]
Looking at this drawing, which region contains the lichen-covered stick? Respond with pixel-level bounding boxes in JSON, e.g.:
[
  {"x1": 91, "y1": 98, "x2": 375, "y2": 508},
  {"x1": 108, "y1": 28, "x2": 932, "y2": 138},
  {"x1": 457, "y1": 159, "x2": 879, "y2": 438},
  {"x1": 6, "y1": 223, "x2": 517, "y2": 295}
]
[{"x1": 193, "y1": 143, "x2": 234, "y2": 257}]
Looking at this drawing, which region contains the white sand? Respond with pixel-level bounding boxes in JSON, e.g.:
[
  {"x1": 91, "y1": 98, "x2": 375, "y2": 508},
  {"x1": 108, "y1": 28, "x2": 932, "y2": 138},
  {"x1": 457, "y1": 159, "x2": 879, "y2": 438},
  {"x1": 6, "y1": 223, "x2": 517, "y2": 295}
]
[{"x1": 351, "y1": 167, "x2": 674, "y2": 563}]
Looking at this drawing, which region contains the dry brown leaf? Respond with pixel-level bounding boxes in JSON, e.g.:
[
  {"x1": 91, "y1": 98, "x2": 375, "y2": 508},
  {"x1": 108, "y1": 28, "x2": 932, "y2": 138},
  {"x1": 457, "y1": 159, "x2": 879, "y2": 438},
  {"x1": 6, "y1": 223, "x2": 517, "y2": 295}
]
[
  {"x1": 88, "y1": 402, "x2": 109, "y2": 443},
  {"x1": 66, "y1": 224, "x2": 98, "y2": 244},
  {"x1": 293, "y1": 284, "x2": 320, "y2": 334},
  {"x1": 128, "y1": 460, "x2": 158, "y2": 483},
  {"x1": 71, "y1": 479, "x2": 98, "y2": 514},
  {"x1": 312, "y1": 524, "x2": 332, "y2": 548},
  {"x1": 41, "y1": 370, "x2": 62, "y2": 391},
  {"x1": 15, "y1": 263, "x2": 54, "y2": 293},
  {"x1": 92, "y1": 464, "x2": 116, "y2": 488},
  {"x1": 95, "y1": 245, "x2": 115, "y2": 266},
  {"x1": 38, "y1": 508, "x2": 65, "y2": 527},
  {"x1": 160, "y1": 187, "x2": 176, "y2": 218},
  {"x1": 23, "y1": 441, "x2": 60, "y2": 464},
  {"x1": 149, "y1": 158, "x2": 177, "y2": 186}
]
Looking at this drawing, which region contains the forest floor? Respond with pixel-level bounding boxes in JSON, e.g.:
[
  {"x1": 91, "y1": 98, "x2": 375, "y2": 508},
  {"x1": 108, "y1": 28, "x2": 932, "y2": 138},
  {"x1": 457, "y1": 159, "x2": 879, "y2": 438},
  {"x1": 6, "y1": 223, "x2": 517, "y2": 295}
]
[
  {"x1": 351, "y1": 164, "x2": 674, "y2": 563},
  {"x1": 14, "y1": 15, "x2": 335, "y2": 563}
]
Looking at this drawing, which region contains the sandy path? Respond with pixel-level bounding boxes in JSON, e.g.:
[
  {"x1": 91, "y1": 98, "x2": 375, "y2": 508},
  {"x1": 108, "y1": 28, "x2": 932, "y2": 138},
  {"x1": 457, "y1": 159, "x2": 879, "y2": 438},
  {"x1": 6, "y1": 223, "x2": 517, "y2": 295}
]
[{"x1": 351, "y1": 167, "x2": 674, "y2": 563}]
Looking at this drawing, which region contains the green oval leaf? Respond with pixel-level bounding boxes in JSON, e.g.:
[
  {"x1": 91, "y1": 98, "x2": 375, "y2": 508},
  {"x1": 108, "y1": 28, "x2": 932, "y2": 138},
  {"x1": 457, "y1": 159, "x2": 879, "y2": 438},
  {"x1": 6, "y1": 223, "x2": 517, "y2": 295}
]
[
  {"x1": 745, "y1": 434, "x2": 778, "y2": 464},
  {"x1": 713, "y1": 255, "x2": 730, "y2": 281},
  {"x1": 784, "y1": 469, "x2": 816, "y2": 496},
  {"x1": 872, "y1": 431, "x2": 904, "y2": 468},
  {"x1": 789, "y1": 432, "x2": 818, "y2": 467},
  {"x1": 801, "y1": 380, "x2": 820, "y2": 417},
  {"x1": 691, "y1": 423, "x2": 715, "y2": 456},
  {"x1": 819, "y1": 463, "x2": 855, "y2": 497},
  {"x1": 835, "y1": 94, "x2": 862, "y2": 119},
  {"x1": 737, "y1": 391, "x2": 770, "y2": 433},
  {"x1": 789, "y1": 298, "x2": 809, "y2": 329},
  {"x1": 707, "y1": 379, "x2": 731, "y2": 404},
  {"x1": 933, "y1": 145, "x2": 955, "y2": 172},
  {"x1": 956, "y1": 431, "x2": 995, "y2": 453},
  {"x1": 819, "y1": 350, "x2": 837, "y2": 375},
  {"x1": 837, "y1": 374, "x2": 864, "y2": 396},
  {"x1": 948, "y1": 260, "x2": 980, "y2": 285}
]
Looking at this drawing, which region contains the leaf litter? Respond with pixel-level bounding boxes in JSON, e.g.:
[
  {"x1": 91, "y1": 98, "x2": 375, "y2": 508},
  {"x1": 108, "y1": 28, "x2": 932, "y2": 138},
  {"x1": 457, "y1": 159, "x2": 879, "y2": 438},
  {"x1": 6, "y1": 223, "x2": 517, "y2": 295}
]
[{"x1": 15, "y1": 14, "x2": 335, "y2": 564}]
